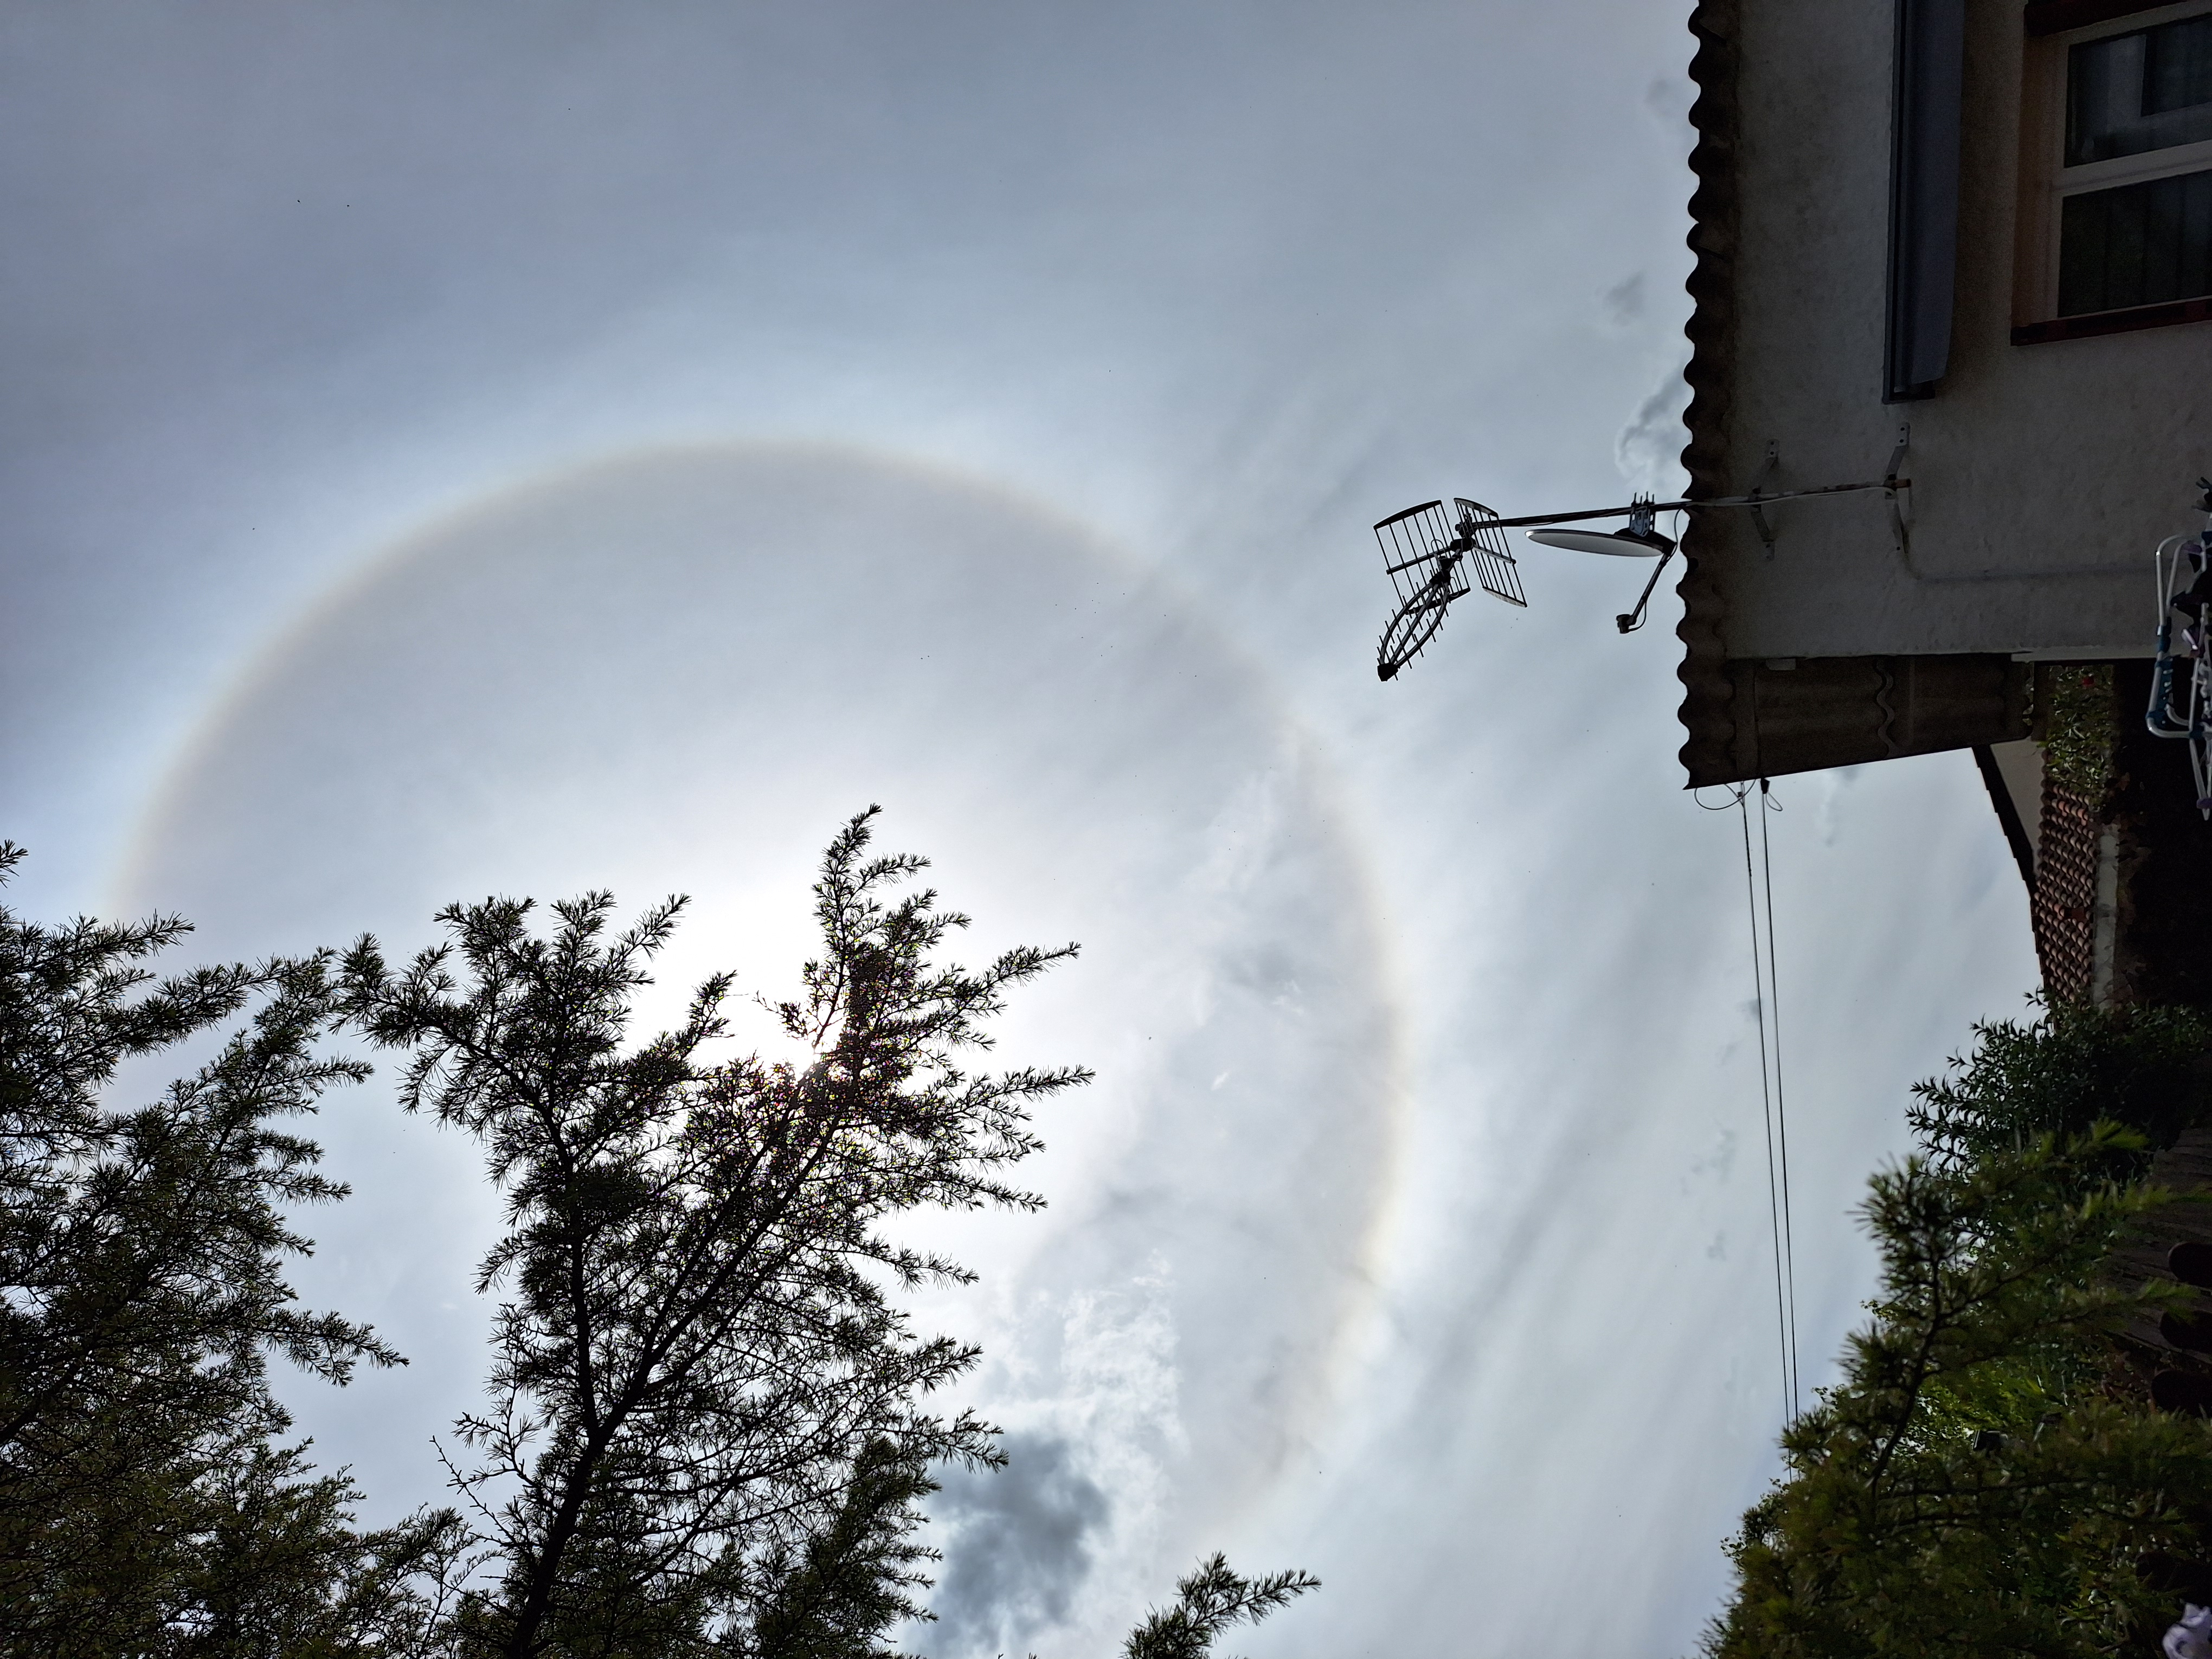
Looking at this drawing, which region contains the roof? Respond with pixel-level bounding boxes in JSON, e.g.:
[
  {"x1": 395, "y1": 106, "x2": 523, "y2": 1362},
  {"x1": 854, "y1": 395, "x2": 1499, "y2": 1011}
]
[{"x1": 1675, "y1": 0, "x2": 1739, "y2": 786}]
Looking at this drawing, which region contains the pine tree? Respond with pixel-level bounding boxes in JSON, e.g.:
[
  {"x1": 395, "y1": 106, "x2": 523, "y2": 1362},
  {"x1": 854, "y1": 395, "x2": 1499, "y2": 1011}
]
[
  {"x1": 336, "y1": 809, "x2": 1091, "y2": 1657},
  {"x1": 747, "y1": 1438, "x2": 940, "y2": 1659},
  {"x1": 0, "y1": 842, "x2": 419, "y2": 1657},
  {"x1": 1705, "y1": 1005, "x2": 2212, "y2": 1659},
  {"x1": 0, "y1": 826, "x2": 1324, "y2": 1658},
  {"x1": 1120, "y1": 1555, "x2": 1321, "y2": 1659}
]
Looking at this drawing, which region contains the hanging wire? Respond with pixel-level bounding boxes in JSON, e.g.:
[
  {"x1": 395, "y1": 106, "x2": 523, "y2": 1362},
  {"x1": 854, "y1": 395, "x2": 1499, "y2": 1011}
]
[
  {"x1": 1698, "y1": 779, "x2": 1796, "y2": 1424},
  {"x1": 1758, "y1": 779, "x2": 1801, "y2": 1417},
  {"x1": 1737, "y1": 787, "x2": 1793, "y2": 1424}
]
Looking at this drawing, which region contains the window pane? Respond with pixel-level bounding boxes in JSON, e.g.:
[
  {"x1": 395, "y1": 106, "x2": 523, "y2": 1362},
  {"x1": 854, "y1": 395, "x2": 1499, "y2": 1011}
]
[
  {"x1": 2067, "y1": 15, "x2": 2212, "y2": 164},
  {"x1": 2150, "y1": 13, "x2": 2212, "y2": 116},
  {"x1": 2058, "y1": 167, "x2": 2212, "y2": 314}
]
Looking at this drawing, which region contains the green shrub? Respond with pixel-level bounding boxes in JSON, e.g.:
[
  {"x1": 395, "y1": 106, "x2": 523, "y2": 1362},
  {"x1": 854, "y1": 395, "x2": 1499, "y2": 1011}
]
[
  {"x1": 1703, "y1": 1004, "x2": 2212, "y2": 1659},
  {"x1": 2041, "y1": 665, "x2": 2117, "y2": 805}
]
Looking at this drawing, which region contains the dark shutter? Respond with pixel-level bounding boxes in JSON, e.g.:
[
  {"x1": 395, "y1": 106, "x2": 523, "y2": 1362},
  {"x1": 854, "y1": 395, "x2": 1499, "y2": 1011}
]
[{"x1": 1885, "y1": 0, "x2": 1967, "y2": 402}]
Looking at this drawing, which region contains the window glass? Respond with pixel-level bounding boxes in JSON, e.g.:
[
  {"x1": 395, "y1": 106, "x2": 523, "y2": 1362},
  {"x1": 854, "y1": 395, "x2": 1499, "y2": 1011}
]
[
  {"x1": 2067, "y1": 15, "x2": 2212, "y2": 163},
  {"x1": 2059, "y1": 167, "x2": 2212, "y2": 312}
]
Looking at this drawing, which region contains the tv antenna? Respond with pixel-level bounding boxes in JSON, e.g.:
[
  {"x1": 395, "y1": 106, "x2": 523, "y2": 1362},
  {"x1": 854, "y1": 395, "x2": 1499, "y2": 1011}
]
[{"x1": 1371, "y1": 435, "x2": 1913, "y2": 681}]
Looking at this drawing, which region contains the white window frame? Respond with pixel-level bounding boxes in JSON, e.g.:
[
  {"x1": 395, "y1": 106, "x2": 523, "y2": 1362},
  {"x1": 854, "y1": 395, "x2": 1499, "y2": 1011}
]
[{"x1": 2014, "y1": 0, "x2": 2212, "y2": 329}]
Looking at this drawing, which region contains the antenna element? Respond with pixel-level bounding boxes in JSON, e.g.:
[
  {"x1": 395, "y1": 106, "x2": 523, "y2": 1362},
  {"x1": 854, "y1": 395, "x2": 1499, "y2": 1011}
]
[
  {"x1": 1368, "y1": 441, "x2": 1910, "y2": 679},
  {"x1": 1372, "y1": 499, "x2": 1526, "y2": 680}
]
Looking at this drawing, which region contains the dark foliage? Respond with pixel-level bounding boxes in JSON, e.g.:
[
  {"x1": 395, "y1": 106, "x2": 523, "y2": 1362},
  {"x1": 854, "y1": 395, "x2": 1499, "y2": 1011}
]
[
  {"x1": 0, "y1": 841, "x2": 435, "y2": 1656},
  {"x1": 1705, "y1": 1002, "x2": 2212, "y2": 1659},
  {"x1": 0, "y1": 824, "x2": 1320, "y2": 1659},
  {"x1": 335, "y1": 809, "x2": 1091, "y2": 1656},
  {"x1": 1908, "y1": 998, "x2": 2212, "y2": 1180},
  {"x1": 748, "y1": 1439, "x2": 938, "y2": 1659},
  {"x1": 1120, "y1": 1555, "x2": 1320, "y2": 1659}
]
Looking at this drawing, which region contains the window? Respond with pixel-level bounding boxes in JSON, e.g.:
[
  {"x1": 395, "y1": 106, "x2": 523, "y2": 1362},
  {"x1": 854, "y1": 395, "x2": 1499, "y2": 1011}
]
[
  {"x1": 1887, "y1": 0, "x2": 1967, "y2": 401},
  {"x1": 2016, "y1": 1, "x2": 2212, "y2": 342}
]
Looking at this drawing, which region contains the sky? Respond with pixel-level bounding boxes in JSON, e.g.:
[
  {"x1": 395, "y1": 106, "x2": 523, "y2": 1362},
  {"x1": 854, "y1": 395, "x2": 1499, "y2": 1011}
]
[{"x1": 0, "y1": 5, "x2": 2042, "y2": 1655}]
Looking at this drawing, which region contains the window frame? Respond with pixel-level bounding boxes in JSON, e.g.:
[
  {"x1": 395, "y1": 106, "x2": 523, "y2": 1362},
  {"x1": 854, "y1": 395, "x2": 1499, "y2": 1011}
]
[{"x1": 2013, "y1": 0, "x2": 2212, "y2": 343}]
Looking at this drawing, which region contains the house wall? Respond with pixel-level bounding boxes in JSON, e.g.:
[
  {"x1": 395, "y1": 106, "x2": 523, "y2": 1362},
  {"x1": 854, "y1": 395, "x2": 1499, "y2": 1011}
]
[{"x1": 1706, "y1": 0, "x2": 2211, "y2": 661}]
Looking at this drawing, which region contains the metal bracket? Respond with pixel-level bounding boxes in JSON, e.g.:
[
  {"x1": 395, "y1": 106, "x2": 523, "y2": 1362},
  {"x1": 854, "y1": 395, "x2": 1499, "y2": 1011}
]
[
  {"x1": 1616, "y1": 548, "x2": 1679, "y2": 634},
  {"x1": 1747, "y1": 441, "x2": 1779, "y2": 561},
  {"x1": 1884, "y1": 423, "x2": 1912, "y2": 561}
]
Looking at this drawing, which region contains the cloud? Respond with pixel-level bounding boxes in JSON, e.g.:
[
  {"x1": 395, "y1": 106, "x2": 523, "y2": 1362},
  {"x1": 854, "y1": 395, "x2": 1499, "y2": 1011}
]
[
  {"x1": 929, "y1": 1432, "x2": 1111, "y2": 1657},
  {"x1": 1602, "y1": 271, "x2": 1647, "y2": 330},
  {"x1": 1687, "y1": 1126, "x2": 1741, "y2": 1186},
  {"x1": 1644, "y1": 73, "x2": 1697, "y2": 138},
  {"x1": 1615, "y1": 355, "x2": 1692, "y2": 499}
]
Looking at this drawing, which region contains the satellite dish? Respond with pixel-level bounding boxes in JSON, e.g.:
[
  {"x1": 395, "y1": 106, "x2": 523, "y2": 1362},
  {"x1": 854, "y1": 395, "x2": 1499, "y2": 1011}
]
[
  {"x1": 1524, "y1": 505, "x2": 1678, "y2": 634},
  {"x1": 1527, "y1": 524, "x2": 1675, "y2": 558}
]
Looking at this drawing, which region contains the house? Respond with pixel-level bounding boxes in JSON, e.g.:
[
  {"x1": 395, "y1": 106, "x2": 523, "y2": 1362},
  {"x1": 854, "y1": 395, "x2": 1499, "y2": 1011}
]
[{"x1": 1676, "y1": 0, "x2": 2212, "y2": 1001}]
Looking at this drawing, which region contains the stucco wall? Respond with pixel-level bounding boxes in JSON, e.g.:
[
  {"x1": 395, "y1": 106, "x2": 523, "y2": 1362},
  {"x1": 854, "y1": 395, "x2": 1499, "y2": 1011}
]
[{"x1": 1707, "y1": 0, "x2": 2212, "y2": 660}]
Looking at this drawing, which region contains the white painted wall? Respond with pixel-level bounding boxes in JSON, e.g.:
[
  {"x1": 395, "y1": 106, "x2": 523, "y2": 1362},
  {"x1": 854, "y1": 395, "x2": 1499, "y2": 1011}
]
[{"x1": 1709, "y1": 0, "x2": 2212, "y2": 660}]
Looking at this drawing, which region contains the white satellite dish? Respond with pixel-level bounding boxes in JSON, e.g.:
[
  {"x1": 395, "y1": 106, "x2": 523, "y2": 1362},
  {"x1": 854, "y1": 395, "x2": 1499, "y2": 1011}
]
[{"x1": 1527, "y1": 524, "x2": 1674, "y2": 558}]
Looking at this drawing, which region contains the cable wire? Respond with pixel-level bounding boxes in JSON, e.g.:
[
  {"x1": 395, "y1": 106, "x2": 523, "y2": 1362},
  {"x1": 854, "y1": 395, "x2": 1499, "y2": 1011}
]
[
  {"x1": 1735, "y1": 784, "x2": 1795, "y2": 1424},
  {"x1": 1758, "y1": 780, "x2": 1801, "y2": 1416},
  {"x1": 1696, "y1": 780, "x2": 1804, "y2": 1418}
]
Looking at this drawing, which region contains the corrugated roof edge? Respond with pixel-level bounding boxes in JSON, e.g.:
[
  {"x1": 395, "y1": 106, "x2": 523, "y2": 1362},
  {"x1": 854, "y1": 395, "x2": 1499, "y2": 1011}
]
[{"x1": 1676, "y1": 0, "x2": 1739, "y2": 787}]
